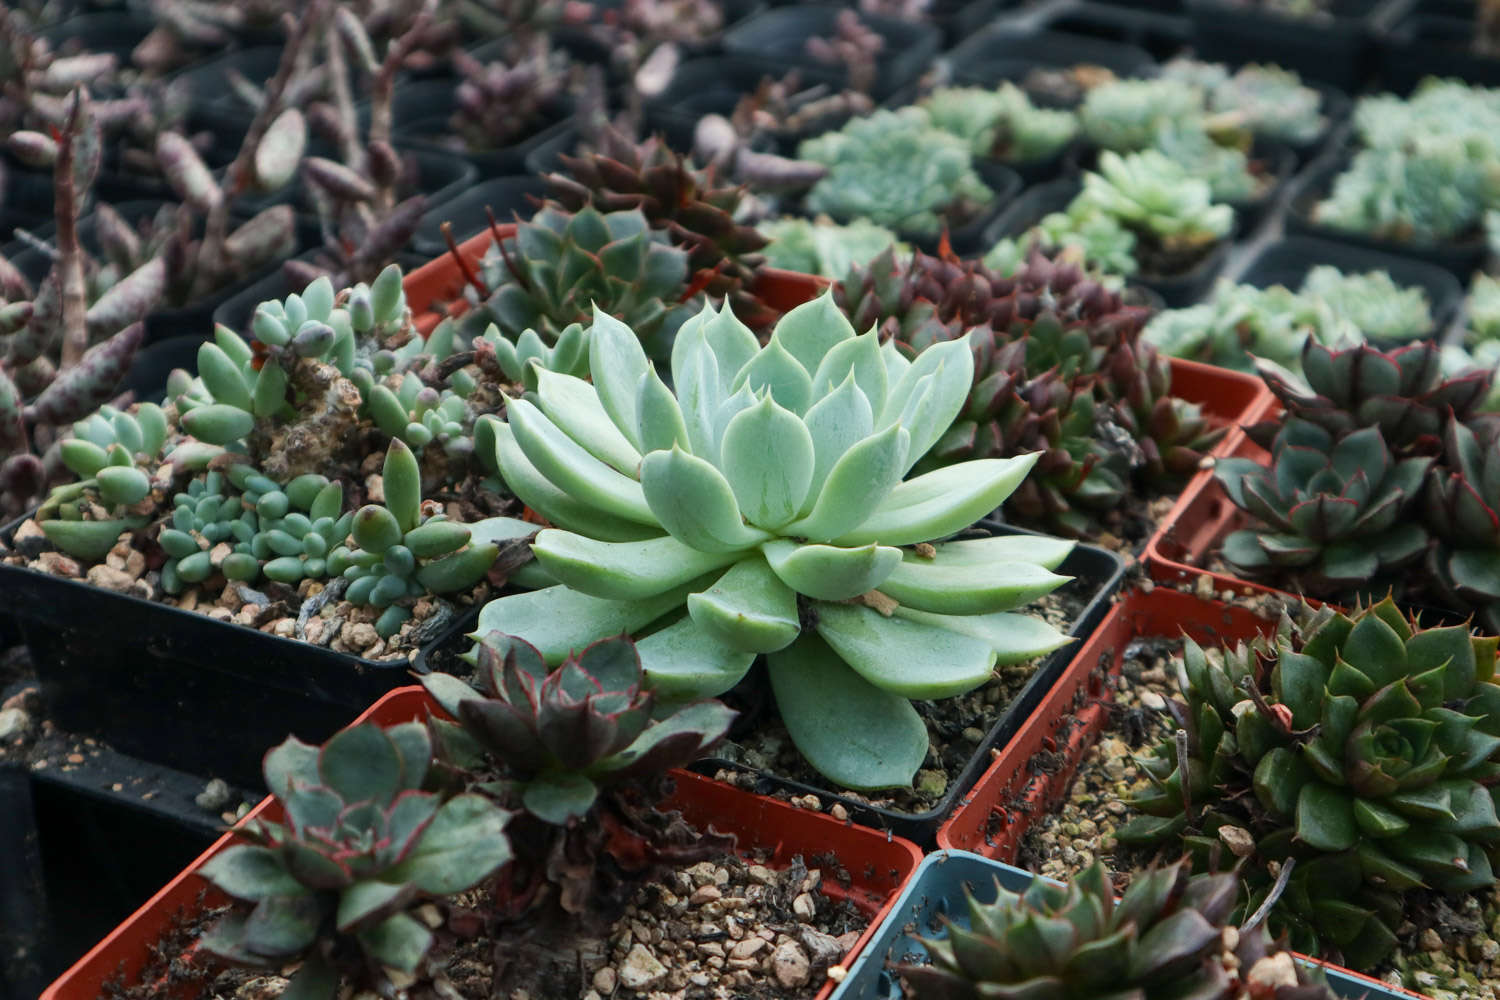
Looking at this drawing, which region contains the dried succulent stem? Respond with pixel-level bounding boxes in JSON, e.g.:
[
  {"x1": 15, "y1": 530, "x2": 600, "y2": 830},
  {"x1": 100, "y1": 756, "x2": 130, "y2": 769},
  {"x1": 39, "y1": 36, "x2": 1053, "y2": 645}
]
[
  {"x1": 1242, "y1": 858, "x2": 1295, "y2": 934},
  {"x1": 323, "y1": 21, "x2": 363, "y2": 170},
  {"x1": 55, "y1": 92, "x2": 88, "y2": 369},
  {"x1": 1173, "y1": 728, "x2": 1193, "y2": 821}
]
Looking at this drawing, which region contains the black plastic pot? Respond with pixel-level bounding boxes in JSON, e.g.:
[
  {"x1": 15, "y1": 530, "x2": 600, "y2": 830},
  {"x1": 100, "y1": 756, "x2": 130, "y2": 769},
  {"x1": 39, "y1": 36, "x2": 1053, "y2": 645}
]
[
  {"x1": 1284, "y1": 151, "x2": 1492, "y2": 279},
  {"x1": 410, "y1": 176, "x2": 548, "y2": 260},
  {"x1": 1378, "y1": 13, "x2": 1500, "y2": 92},
  {"x1": 25, "y1": 734, "x2": 255, "y2": 982},
  {"x1": 1038, "y1": 1, "x2": 1192, "y2": 62},
  {"x1": 0, "y1": 514, "x2": 490, "y2": 789},
  {"x1": 646, "y1": 56, "x2": 852, "y2": 157},
  {"x1": 391, "y1": 77, "x2": 575, "y2": 176},
  {"x1": 1, "y1": 153, "x2": 55, "y2": 228},
  {"x1": 1185, "y1": 0, "x2": 1405, "y2": 91},
  {"x1": 1237, "y1": 235, "x2": 1466, "y2": 345},
  {"x1": 722, "y1": 5, "x2": 941, "y2": 102},
  {"x1": 690, "y1": 530, "x2": 1126, "y2": 847},
  {"x1": 929, "y1": 0, "x2": 1025, "y2": 46},
  {"x1": 985, "y1": 179, "x2": 1233, "y2": 307},
  {"x1": 12, "y1": 200, "x2": 294, "y2": 345},
  {"x1": 948, "y1": 26, "x2": 1156, "y2": 93},
  {"x1": 170, "y1": 47, "x2": 368, "y2": 127},
  {"x1": 0, "y1": 763, "x2": 47, "y2": 1000}
]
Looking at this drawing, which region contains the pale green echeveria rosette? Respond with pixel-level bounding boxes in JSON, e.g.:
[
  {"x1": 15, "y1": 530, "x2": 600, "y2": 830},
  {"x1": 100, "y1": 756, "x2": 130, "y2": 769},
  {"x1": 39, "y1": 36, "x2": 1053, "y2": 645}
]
[{"x1": 470, "y1": 292, "x2": 1077, "y2": 791}]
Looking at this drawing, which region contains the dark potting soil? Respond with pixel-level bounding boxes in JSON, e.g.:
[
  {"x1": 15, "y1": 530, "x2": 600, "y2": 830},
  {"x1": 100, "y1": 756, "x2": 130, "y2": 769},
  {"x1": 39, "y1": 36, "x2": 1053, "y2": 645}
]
[
  {"x1": 1010, "y1": 603, "x2": 1500, "y2": 998},
  {"x1": 710, "y1": 587, "x2": 1090, "y2": 816},
  {"x1": 103, "y1": 851, "x2": 867, "y2": 1000}
]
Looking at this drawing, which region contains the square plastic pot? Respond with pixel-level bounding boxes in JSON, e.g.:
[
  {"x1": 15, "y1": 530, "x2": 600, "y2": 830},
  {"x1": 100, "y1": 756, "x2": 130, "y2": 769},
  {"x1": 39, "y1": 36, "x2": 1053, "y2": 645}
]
[
  {"x1": 947, "y1": 26, "x2": 1156, "y2": 90},
  {"x1": 983, "y1": 179, "x2": 1234, "y2": 307},
  {"x1": 0, "y1": 763, "x2": 48, "y2": 1000},
  {"x1": 1378, "y1": 12, "x2": 1500, "y2": 93},
  {"x1": 1037, "y1": 2, "x2": 1193, "y2": 63},
  {"x1": 829, "y1": 849, "x2": 1429, "y2": 1000},
  {"x1": 1237, "y1": 235, "x2": 1466, "y2": 346},
  {"x1": 390, "y1": 77, "x2": 575, "y2": 176},
  {"x1": 38, "y1": 685, "x2": 925, "y2": 1000},
  {"x1": 1284, "y1": 151, "x2": 1492, "y2": 279},
  {"x1": 723, "y1": 5, "x2": 941, "y2": 102},
  {"x1": 1186, "y1": 0, "x2": 1408, "y2": 91},
  {"x1": 692, "y1": 527, "x2": 1125, "y2": 847}
]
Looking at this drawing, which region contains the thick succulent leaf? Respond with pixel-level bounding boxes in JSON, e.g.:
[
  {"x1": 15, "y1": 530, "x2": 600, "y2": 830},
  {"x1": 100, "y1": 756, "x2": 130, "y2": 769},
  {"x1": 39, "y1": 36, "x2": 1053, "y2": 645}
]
[
  {"x1": 685, "y1": 556, "x2": 801, "y2": 653},
  {"x1": 834, "y1": 454, "x2": 1040, "y2": 547},
  {"x1": 671, "y1": 322, "x2": 724, "y2": 460},
  {"x1": 881, "y1": 558, "x2": 1071, "y2": 615},
  {"x1": 263, "y1": 737, "x2": 320, "y2": 795},
  {"x1": 781, "y1": 424, "x2": 910, "y2": 542},
  {"x1": 809, "y1": 330, "x2": 887, "y2": 417},
  {"x1": 636, "y1": 366, "x2": 691, "y2": 453},
  {"x1": 639, "y1": 447, "x2": 773, "y2": 552},
  {"x1": 1126, "y1": 909, "x2": 1220, "y2": 983},
  {"x1": 767, "y1": 633, "x2": 928, "y2": 790},
  {"x1": 320, "y1": 724, "x2": 402, "y2": 806},
  {"x1": 521, "y1": 771, "x2": 598, "y2": 824},
  {"x1": 491, "y1": 421, "x2": 660, "y2": 541},
  {"x1": 597, "y1": 700, "x2": 738, "y2": 779},
  {"x1": 732, "y1": 338, "x2": 813, "y2": 414},
  {"x1": 381, "y1": 793, "x2": 512, "y2": 894},
  {"x1": 762, "y1": 538, "x2": 903, "y2": 601},
  {"x1": 588, "y1": 306, "x2": 651, "y2": 449},
  {"x1": 636, "y1": 615, "x2": 758, "y2": 698},
  {"x1": 720, "y1": 394, "x2": 815, "y2": 529},
  {"x1": 815, "y1": 603, "x2": 997, "y2": 698},
  {"x1": 888, "y1": 345, "x2": 975, "y2": 474},
  {"x1": 1296, "y1": 782, "x2": 1359, "y2": 851},
  {"x1": 932, "y1": 534, "x2": 1075, "y2": 571},
  {"x1": 531, "y1": 530, "x2": 739, "y2": 600},
  {"x1": 1344, "y1": 612, "x2": 1408, "y2": 689},
  {"x1": 336, "y1": 881, "x2": 417, "y2": 933},
  {"x1": 702, "y1": 304, "x2": 762, "y2": 398},
  {"x1": 198, "y1": 845, "x2": 310, "y2": 902},
  {"x1": 475, "y1": 584, "x2": 695, "y2": 665},
  {"x1": 385, "y1": 722, "x2": 431, "y2": 792},
  {"x1": 893, "y1": 607, "x2": 1073, "y2": 664},
  {"x1": 508, "y1": 398, "x2": 658, "y2": 525},
  {"x1": 770, "y1": 290, "x2": 855, "y2": 376},
  {"x1": 533, "y1": 369, "x2": 641, "y2": 474},
  {"x1": 356, "y1": 912, "x2": 432, "y2": 974},
  {"x1": 800, "y1": 372, "x2": 876, "y2": 515}
]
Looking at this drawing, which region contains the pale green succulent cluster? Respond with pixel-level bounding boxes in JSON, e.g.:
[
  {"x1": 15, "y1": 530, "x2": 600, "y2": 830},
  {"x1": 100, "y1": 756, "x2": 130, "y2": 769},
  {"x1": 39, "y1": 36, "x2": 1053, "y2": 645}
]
[
  {"x1": 798, "y1": 107, "x2": 996, "y2": 237},
  {"x1": 1316, "y1": 79, "x2": 1500, "y2": 244},
  {"x1": 758, "y1": 217, "x2": 905, "y2": 279},
  {"x1": 1144, "y1": 266, "x2": 1434, "y2": 375},
  {"x1": 1160, "y1": 58, "x2": 1326, "y2": 146},
  {"x1": 999, "y1": 151, "x2": 1233, "y2": 279},
  {"x1": 473, "y1": 295, "x2": 1076, "y2": 790},
  {"x1": 922, "y1": 84, "x2": 1079, "y2": 165},
  {"x1": 1468, "y1": 273, "x2": 1500, "y2": 342}
]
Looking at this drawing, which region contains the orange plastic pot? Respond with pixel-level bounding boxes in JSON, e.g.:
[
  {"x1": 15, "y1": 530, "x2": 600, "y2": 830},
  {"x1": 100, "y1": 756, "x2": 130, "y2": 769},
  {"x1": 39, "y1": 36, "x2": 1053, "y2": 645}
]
[
  {"x1": 40, "y1": 686, "x2": 923, "y2": 1000},
  {"x1": 935, "y1": 587, "x2": 1276, "y2": 860}
]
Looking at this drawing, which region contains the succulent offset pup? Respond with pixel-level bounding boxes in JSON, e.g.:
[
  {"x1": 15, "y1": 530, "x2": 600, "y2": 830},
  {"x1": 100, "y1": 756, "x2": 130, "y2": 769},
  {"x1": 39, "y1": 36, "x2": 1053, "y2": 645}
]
[
  {"x1": 900, "y1": 859, "x2": 1342, "y2": 1000},
  {"x1": 1117, "y1": 597, "x2": 1500, "y2": 970},
  {"x1": 196, "y1": 722, "x2": 513, "y2": 1000},
  {"x1": 474, "y1": 293, "x2": 1076, "y2": 790}
]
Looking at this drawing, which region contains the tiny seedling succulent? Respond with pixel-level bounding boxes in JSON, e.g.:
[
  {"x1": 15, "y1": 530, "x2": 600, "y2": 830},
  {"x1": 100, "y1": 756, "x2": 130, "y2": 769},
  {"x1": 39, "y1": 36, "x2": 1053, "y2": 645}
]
[
  {"x1": 331, "y1": 440, "x2": 501, "y2": 637},
  {"x1": 34, "y1": 407, "x2": 166, "y2": 561},
  {"x1": 921, "y1": 84, "x2": 1078, "y2": 165},
  {"x1": 1214, "y1": 417, "x2": 1432, "y2": 594},
  {"x1": 196, "y1": 722, "x2": 512, "y2": 1000},
  {"x1": 423, "y1": 631, "x2": 735, "y2": 825},
  {"x1": 900, "y1": 859, "x2": 1341, "y2": 1000},
  {"x1": 474, "y1": 296, "x2": 1076, "y2": 789},
  {"x1": 1118, "y1": 598, "x2": 1500, "y2": 970},
  {"x1": 798, "y1": 107, "x2": 995, "y2": 238}
]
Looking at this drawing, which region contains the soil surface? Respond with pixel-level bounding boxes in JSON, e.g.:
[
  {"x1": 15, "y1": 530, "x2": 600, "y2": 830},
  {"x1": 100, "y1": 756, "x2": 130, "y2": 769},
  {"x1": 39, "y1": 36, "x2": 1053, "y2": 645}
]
[
  {"x1": 1013, "y1": 607, "x2": 1500, "y2": 1000},
  {"x1": 105, "y1": 851, "x2": 868, "y2": 1000}
]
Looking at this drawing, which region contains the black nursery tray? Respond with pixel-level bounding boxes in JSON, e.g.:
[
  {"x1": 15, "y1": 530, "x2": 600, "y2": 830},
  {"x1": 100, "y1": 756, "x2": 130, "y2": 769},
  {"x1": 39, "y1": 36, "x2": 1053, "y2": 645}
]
[
  {"x1": 1185, "y1": 0, "x2": 1408, "y2": 91},
  {"x1": 1378, "y1": 12, "x2": 1500, "y2": 92},
  {"x1": 947, "y1": 26, "x2": 1157, "y2": 92},
  {"x1": 1038, "y1": 2, "x2": 1192, "y2": 63},
  {"x1": 0, "y1": 514, "x2": 486, "y2": 790}
]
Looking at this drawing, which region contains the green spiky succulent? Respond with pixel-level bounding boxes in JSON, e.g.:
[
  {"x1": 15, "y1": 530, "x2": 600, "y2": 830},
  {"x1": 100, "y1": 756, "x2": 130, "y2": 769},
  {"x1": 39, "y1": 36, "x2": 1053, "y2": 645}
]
[
  {"x1": 478, "y1": 321, "x2": 589, "y2": 393},
  {"x1": 423, "y1": 631, "x2": 735, "y2": 824},
  {"x1": 1423, "y1": 419, "x2": 1500, "y2": 632},
  {"x1": 1215, "y1": 418, "x2": 1432, "y2": 593},
  {"x1": 1118, "y1": 597, "x2": 1500, "y2": 970},
  {"x1": 798, "y1": 107, "x2": 996, "y2": 237},
  {"x1": 1467, "y1": 272, "x2": 1500, "y2": 343},
  {"x1": 921, "y1": 84, "x2": 1079, "y2": 165},
  {"x1": 460, "y1": 205, "x2": 700, "y2": 363},
  {"x1": 196, "y1": 722, "x2": 512, "y2": 1000},
  {"x1": 1251, "y1": 340, "x2": 1493, "y2": 456},
  {"x1": 900, "y1": 859, "x2": 1341, "y2": 1000},
  {"x1": 1298, "y1": 266, "x2": 1433, "y2": 343},
  {"x1": 473, "y1": 295, "x2": 1076, "y2": 789},
  {"x1": 330, "y1": 440, "x2": 504, "y2": 638}
]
